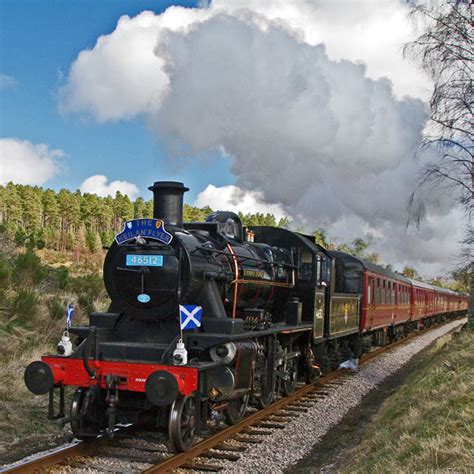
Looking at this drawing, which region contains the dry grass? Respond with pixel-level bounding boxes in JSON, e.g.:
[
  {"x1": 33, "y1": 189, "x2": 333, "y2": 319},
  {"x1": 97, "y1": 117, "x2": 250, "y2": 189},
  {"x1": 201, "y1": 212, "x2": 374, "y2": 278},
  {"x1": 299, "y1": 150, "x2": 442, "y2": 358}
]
[
  {"x1": 342, "y1": 329, "x2": 474, "y2": 473},
  {"x1": 0, "y1": 304, "x2": 87, "y2": 464},
  {"x1": 0, "y1": 340, "x2": 57, "y2": 462},
  {"x1": 0, "y1": 245, "x2": 108, "y2": 464}
]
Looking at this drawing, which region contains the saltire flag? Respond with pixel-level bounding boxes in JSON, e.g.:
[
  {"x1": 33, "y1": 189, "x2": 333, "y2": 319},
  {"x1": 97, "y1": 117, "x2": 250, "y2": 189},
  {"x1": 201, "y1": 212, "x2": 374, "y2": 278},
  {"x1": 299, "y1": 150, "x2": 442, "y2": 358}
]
[
  {"x1": 179, "y1": 305, "x2": 202, "y2": 330},
  {"x1": 66, "y1": 303, "x2": 74, "y2": 328}
]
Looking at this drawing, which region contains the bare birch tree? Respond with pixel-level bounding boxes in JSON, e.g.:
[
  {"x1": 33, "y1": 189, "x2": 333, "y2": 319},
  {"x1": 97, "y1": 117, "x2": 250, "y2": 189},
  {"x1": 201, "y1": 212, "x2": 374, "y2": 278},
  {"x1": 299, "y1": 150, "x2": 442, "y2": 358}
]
[
  {"x1": 405, "y1": 1, "x2": 473, "y2": 205},
  {"x1": 405, "y1": 1, "x2": 473, "y2": 317}
]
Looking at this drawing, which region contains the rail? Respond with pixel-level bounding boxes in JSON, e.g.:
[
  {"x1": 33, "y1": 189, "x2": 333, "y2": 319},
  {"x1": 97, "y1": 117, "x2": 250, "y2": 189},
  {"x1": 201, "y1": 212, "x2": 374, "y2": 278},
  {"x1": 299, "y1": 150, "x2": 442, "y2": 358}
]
[{"x1": 4, "y1": 317, "x2": 467, "y2": 474}]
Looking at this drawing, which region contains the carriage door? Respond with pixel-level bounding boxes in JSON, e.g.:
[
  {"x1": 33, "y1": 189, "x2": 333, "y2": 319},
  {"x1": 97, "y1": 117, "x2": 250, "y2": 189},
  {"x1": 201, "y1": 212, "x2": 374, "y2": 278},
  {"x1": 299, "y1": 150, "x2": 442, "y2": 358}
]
[{"x1": 368, "y1": 276, "x2": 375, "y2": 326}]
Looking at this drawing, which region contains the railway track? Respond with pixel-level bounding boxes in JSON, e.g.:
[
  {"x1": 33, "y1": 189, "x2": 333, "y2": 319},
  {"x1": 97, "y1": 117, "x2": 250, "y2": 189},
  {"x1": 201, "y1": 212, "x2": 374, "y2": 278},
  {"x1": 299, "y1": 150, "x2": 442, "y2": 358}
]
[{"x1": 5, "y1": 318, "x2": 467, "y2": 474}]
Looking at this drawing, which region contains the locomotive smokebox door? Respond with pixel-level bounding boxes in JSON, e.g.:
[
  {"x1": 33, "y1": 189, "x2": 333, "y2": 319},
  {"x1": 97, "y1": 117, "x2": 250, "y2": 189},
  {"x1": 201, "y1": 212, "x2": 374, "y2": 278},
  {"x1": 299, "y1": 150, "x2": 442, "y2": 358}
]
[{"x1": 103, "y1": 233, "x2": 184, "y2": 321}]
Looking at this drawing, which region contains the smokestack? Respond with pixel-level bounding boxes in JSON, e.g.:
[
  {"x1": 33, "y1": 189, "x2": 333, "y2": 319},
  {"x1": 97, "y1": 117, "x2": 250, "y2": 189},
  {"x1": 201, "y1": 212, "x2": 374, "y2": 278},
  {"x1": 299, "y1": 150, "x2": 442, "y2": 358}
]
[{"x1": 148, "y1": 181, "x2": 189, "y2": 227}]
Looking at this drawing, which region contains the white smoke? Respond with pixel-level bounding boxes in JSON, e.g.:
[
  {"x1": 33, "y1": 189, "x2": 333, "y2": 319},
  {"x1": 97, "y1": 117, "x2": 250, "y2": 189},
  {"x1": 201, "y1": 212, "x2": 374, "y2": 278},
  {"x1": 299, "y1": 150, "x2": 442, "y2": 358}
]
[
  {"x1": 58, "y1": 0, "x2": 464, "y2": 277},
  {"x1": 212, "y1": 0, "x2": 432, "y2": 99}
]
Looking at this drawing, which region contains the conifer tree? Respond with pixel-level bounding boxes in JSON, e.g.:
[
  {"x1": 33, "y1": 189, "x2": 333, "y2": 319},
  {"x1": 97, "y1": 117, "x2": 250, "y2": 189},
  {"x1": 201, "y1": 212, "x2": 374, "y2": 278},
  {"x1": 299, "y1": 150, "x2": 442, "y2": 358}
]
[
  {"x1": 133, "y1": 197, "x2": 146, "y2": 219},
  {"x1": 42, "y1": 189, "x2": 60, "y2": 228}
]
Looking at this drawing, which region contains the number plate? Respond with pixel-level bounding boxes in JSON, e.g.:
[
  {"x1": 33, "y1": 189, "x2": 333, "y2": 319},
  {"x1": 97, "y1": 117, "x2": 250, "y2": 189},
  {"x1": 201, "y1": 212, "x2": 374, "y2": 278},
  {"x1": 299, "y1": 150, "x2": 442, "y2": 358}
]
[{"x1": 125, "y1": 254, "x2": 163, "y2": 267}]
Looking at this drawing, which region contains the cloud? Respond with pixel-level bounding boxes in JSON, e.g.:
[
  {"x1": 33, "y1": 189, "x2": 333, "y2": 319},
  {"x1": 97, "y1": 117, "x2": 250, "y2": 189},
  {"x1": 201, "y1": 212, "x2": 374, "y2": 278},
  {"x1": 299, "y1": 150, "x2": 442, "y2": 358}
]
[
  {"x1": 58, "y1": 8, "x2": 211, "y2": 122},
  {"x1": 0, "y1": 138, "x2": 63, "y2": 185},
  {"x1": 194, "y1": 184, "x2": 287, "y2": 220},
  {"x1": 80, "y1": 175, "x2": 139, "y2": 199},
  {"x1": 58, "y1": 0, "x2": 428, "y2": 124},
  {"x1": 0, "y1": 73, "x2": 17, "y2": 89},
  {"x1": 58, "y1": 1, "x2": 463, "y2": 277}
]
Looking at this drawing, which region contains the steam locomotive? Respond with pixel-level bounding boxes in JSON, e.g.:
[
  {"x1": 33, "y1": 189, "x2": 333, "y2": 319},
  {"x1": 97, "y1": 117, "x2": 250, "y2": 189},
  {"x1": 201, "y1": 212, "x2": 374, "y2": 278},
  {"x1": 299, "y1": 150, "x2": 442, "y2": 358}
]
[{"x1": 24, "y1": 181, "x2": 468, "y2": 451}]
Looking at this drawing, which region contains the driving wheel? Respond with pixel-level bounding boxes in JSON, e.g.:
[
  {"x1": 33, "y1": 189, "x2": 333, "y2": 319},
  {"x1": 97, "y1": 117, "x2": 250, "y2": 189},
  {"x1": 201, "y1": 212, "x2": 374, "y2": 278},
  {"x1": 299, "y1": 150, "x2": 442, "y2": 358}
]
[
  {"x1": 282, "y1": 358, "x2": 298, "y2": 396},
  {"x1": 224, "y1": 393, "x2": 249, "y2": 425}
]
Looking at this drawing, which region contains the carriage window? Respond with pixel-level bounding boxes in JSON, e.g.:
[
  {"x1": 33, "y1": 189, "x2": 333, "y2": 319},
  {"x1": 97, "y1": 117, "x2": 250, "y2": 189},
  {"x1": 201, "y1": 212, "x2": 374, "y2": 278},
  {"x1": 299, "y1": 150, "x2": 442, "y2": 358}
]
[
  {"x1": 381, "y1": 281, "x2": 386, "y2": 304},
  {"x1": 367, "y1": 284, "x2": 371, "y2": 304},
  {"x1": 375, "y1": 286, "x2": 380, "y2": 304}
]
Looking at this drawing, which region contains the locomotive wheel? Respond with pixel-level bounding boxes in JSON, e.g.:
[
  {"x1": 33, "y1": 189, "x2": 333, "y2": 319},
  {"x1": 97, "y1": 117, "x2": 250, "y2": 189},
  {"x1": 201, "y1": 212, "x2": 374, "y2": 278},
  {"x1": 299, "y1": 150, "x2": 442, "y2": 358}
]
[
  {"x1": 282, "y1": 359, "x2": 298, "y2": 396},
  {"x1": 70, "y1": 387, "x2": 100, "y2": 439},
  {"x1": 224, "y1": 393, "x2": 249, "y2": 425},
  {"x1": 257, "y1": 369, "x2": 275, "y2": 408},
  {"x1": 168, "y1": 394, "x2": 196, "y2": 452}
]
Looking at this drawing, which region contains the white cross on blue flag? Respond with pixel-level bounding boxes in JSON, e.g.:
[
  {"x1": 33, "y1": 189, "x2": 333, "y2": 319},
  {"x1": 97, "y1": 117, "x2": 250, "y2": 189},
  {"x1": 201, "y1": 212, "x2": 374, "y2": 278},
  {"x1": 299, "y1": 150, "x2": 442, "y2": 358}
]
[
  {"x1": 179, "y1": 305, "x2": 202, "y2": 330},
  {"x1": 66, "y1": 303, "x2": 74, "y2": 328}
]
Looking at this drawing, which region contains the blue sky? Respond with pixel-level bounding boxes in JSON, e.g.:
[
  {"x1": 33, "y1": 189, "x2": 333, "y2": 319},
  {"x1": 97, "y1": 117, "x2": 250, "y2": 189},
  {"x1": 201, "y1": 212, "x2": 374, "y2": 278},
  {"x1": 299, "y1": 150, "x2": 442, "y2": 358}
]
[
  {"x1": 0, "y1": 0, "x2": 234, "y2": 202},
  {"x1": 0, "y1": 0, "x2": 465, "y2": 276}
]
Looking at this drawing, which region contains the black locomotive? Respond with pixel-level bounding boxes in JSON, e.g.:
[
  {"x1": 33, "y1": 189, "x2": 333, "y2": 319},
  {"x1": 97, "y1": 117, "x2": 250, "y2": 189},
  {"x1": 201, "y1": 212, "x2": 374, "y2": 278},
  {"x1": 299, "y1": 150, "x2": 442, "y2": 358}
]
[{"x1": 24, "y1": 180, "x2": 468, "y2": 451}]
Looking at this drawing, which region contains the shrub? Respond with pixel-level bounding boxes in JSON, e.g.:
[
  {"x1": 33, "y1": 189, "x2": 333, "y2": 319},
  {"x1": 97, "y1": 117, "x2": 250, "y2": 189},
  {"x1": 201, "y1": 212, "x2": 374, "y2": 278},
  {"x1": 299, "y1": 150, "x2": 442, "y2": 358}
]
[
  {"x1": 70, "y1": 274, "x2": 103, "y2": 300},
  {"x1": 0, "y1": 254, "x2": 12, "y2": 289},
  {"x1": 78, "y1": 294, "x2": 94, "y2": 313},
  {"x1": 47, "y1": 296, "x2": 65, "y2": 320},
  {"x1": 12, "y1": 251, "x2": 47, "y2": 287},
  {"x1": 70, "y1": 274, "x2": 104, "y2": 313},
  {"x1": 55, "y1": 267, "x2": 70, "y2": 290},
  {"x1": 10, "y1": 289, "x2": 39, "y2": 325}
]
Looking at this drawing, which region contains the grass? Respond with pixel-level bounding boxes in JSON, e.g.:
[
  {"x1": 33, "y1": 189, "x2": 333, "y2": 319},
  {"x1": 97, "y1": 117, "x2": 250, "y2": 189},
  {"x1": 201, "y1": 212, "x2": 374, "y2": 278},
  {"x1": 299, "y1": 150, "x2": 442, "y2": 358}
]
[
  {"x1": 0, "y1": 241, "x2": 110, "y2": 464},
  {"x1": 342, "y1": 328, "x2": 474, "y2": 473},
  {"x1": 0, "y1": 341, "x2": 58, "y2": 464}
]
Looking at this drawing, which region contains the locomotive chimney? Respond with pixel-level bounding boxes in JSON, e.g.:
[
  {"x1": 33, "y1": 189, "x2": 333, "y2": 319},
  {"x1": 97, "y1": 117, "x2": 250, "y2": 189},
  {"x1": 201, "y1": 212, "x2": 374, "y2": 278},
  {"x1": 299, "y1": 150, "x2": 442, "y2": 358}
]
[{"x1": 148, "y1": 181, "x2": 189, "y2": 227}]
